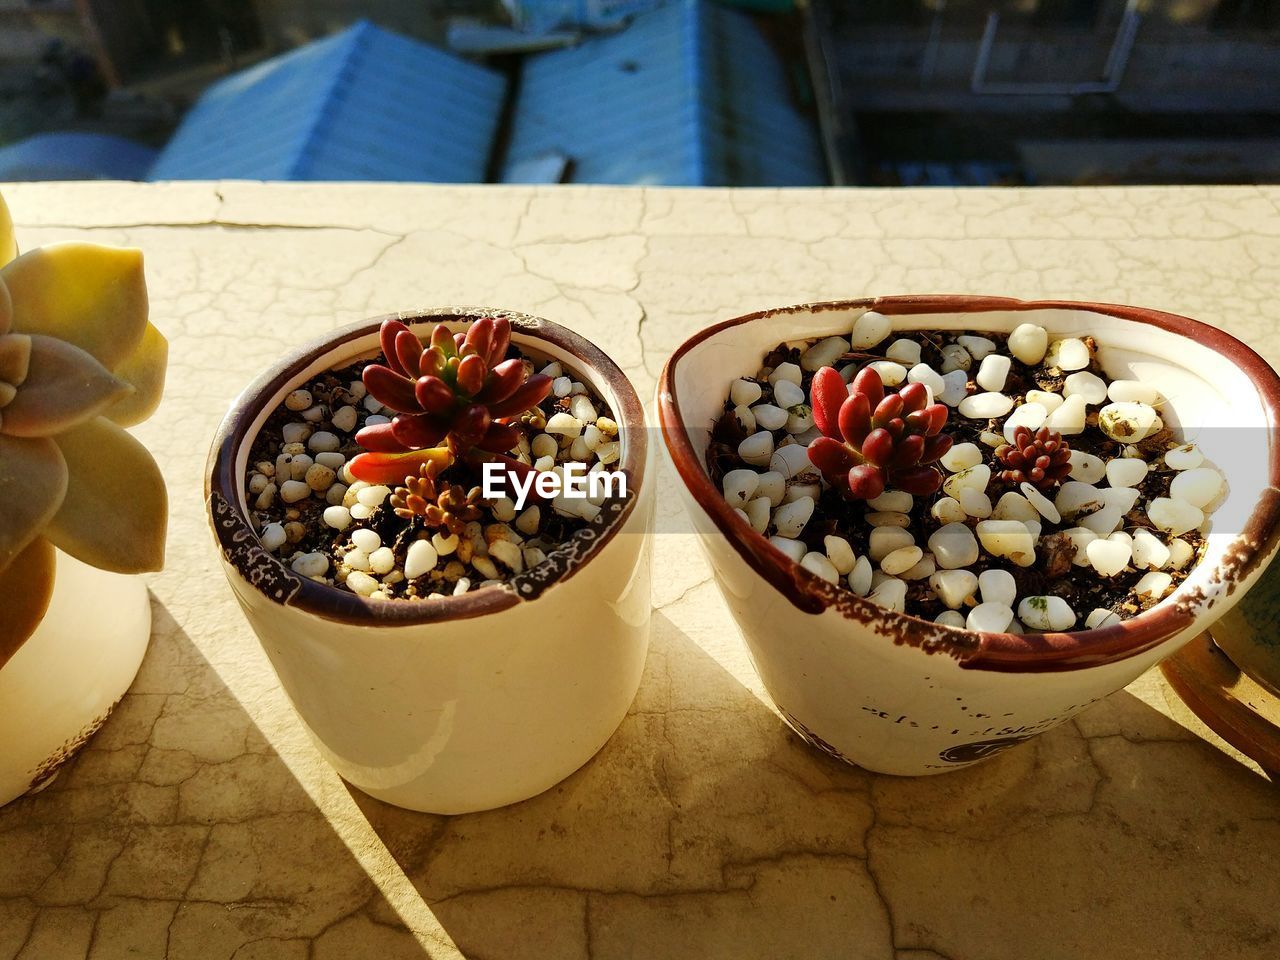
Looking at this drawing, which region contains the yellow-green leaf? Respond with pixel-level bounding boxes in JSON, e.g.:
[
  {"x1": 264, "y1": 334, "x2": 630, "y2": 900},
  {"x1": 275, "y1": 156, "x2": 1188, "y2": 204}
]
[
  {"x1": 0, "y1": 335, "x2": 131, "y2": 437},
  {"x1": 0, "y1": 193, "x2": 16, "y2": 271},
  {"x1": 2, "y1": 242, "x2": 148, "y2": 371},
  {"x1": 47, "y1": 416, "x2": 166, "y2": 573},
  {"x1": 0, "y1": 332, "x2": 30, "y2": 386},
  {"x1": 0, "y1": 537, "x2": 55, "y2": 671},
  {"x1": 104, "y1": 322, "x2": 167, "y2": 427},
  {"x1": 0, "y1": 434, "x2": 67, "y2": 568}
]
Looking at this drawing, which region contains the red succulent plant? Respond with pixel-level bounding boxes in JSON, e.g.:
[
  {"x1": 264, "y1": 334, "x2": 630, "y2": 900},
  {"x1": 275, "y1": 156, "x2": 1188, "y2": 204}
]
[
  {"x1": 995, "y1": 425, "x2": 1071, "y2": 489},
  {"x1": 807, "y1": 366, "x2": 952, "y2": 500},
  {"x1": 348, "y1": 317, "x2": 552, "y2": 485}
]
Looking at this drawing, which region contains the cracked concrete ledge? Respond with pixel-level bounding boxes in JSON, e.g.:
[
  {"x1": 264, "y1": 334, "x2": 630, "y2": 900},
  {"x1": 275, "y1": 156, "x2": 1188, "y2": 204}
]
[{"x1": 1, "y1": 182, "x2": 1278, "y2": 960}]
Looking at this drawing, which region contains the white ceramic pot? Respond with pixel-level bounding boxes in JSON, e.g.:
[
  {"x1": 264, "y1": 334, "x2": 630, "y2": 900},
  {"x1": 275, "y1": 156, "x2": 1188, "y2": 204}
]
[
  {"x1": 660, "y1": 296, "x2": 1280, "y2": 775},
  {"x1": 0, "y1": 550, "x2": 151, "y2": 805},
  {"x1": 207, "y1": 309, "x2": 652, "y2": 814}
]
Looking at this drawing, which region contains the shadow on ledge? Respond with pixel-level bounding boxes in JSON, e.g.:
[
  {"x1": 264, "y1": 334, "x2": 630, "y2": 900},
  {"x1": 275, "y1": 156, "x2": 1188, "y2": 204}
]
[
  {"x1": 0, "y1": 601, "x2": 434, "y2": 960},
  {"x1": 350, "y1": 609, "x2": 1280, "y2": 960}
]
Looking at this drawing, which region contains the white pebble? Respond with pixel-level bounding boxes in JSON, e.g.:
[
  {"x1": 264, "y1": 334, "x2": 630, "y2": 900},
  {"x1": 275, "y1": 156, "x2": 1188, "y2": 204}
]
[
  {"x1": 569, "y1": 395, "x2": 597, "y2": 423},
  {"x1": 368, "y1": 547, "x2": 395, "y2": 575},
  {"x1": 993, "y1": 492, "x2": 1038, "y2": 523},
  {"x1": 869, "y1": 526, "x2": 915, "y2": 561},
  {"x1": 1087, "y1": 537, "x2": 1130, "y2": 577},
  {"x1": 1055, "y1": 481, "x2": 1104, "y2": 520},
  {"x1": 331, "y1": 405, "x2": 358, "y2": 432},
  {"x1": 546, "y1": 412, "x2": 583, "y2": 438},
  {"x1": 1068, "y1": 451, "x2": 1106, "y2": 484},
  {"x1": 801, "y1": 552, "x2": 839, "y2": 584},
  {"x1": 768, "y1": 362, "x2": 802, "y2": 387},
  {"x1": 1085, "y1": 608, "x2": 1122, "y2": 629},
  {"x1": 1164, "y1": 444, "x2": 1203, "y2": 471},
  {"x1": 930, "y1": 569, "x2": 978, "y2": 609},
  {"x1": 901, "y1": 554, "x2": 936, "y2": 581},
  {"x1": 1134, "y1": 571, "x2": 1174, "y2": 601},
  {"x1": 280, "y1": 480, "x2": 311, "y2": 503},
  {"x1": 452, "y1": 577, "x2": 471, "y2": 596},
  {"x1": 847, "y1": 556, "x2": 874, "y2": 596},
  {"x1": 960, "y1": 391, "x2": 1014, "y2": 420},
  {"x1": 772, "y1": 496, "x2": 814, "y2": 539},
  {"x1": 907, "y1": 363, "x2": 946, "y2": 397},
  {"x1": 801, "y1": 336, "x2": 850, "y2": 372},
  {"x1": 975, "y1": 354, "x2": 1011, "y2": 392},
  {"x1": 824, "y1": 535, "x2": 856, "y2": 575},
  {"x1": 752, "y1": 403, "x2": 789, "y2": 432},
  {"x1": 773, "y1": 380, "x2": 805, "y2": 410},
  {"x1": 1048, "y1": 337, "x2": 1090, "y2": 371},
  {"x1": 1168, "y1": 538, "x2": 1195, "y2": 569},
  {"x1": 1020, "y1": 482, "x2": 1061, "y2": 523},
  {"x1": 1108, "y1": 380, "x2": 1160, "y2": 404},
  {"x1": 738, "y1": 431, "x2": 774, "y2": 466},
  {"x1": 941, "y1": 443, "x2": 982, "y2": 473},
  {"x1": 285, "y1": 389, "x2": 312, "y2": 411},
  {"x1": 260, "y1": 522, "x2": 287, "y2": 552},
  {"x1": 940, "y1": 344, "x2": 971, "y2": 373},
  {"x1": 1064, "y1": 527, "x2": 1098, "y2": 566},
  {"x1": 978, "y1": 569, "x2": 1017, "y2": 607},
  {"x1": 1017, "y1": 596, "x2": 1076, "y2": 631},
  {"x1": 1105, "y1": 457, "x2": 1148, "y2": 489},
  {"x1": 721, "y1": 468, "x2": 760, "y2": 508},
  {"x1": 282, "y1": 422, "x2": 311, "y2": 445},
  {"x1": 1148, "y1": 497, "x2": 1203, "y2": 536},
  {"x1": 866, "y1": 361, "x2": 907, "y2": 387},
  {"x1": 1026, "y1": 389, "x2": 1064, "y2": 413},
  {"x1": 1131, "y1": 529, "x2": 1171, "y2": 569},
  {"x1": 1170, "y1": 468, "x2": 1223, "y2": 509},
  {"x1": 308, "y1": 431, "x2": 340, "y2": 453},
  {"x1": 346, "y1": 571, "x2": 379, "y2": 597},
  {"x1": 1064, "y1": 371, "x2": 1107, "y2": 404},
  {"x1": 289, "y1": 454, "x2": 314, "y2": 481},
  {"x1": 291, "y1": 552, "x2": 329, "y2": 578},
  {"x1": 349, "y1": 503, "x2": 373, "y2": 521},
  {"x1": 866, "y1": 577, "x2": 907, "y2": 613},
  {"x1": 1098, "y1": 402, "x2": 1159, "y2": 443},
  {"x1": 958, "y1": 489, "x2": 992, "y2": 518},
  {"x1": 976, "y1": 520, "x2": 1037, "y2": 567},
  {"x1": 552, "y1": 376, "x2": 572, "y2": 398},
  {"x1": 744, "y1": 497, "x2": 771, "y2": 532},
  {"x1": 305, "y1": 463, "x2": 336, "y2": 492},
  {"x1": 351, "y1": 528, "x2": 381, "y2": 553},
  {"x1": 957, "y1": 335, "x2": 997, "y2": 361},
  {"x1": 1008, "y1": 323, "x2": 1048, "y2": 365},
  {"x1": 868, "y1": 490, "x2": 912, "y2": 512},
  {"x1": 967, "y1": 602, "x2": 1014, "y2": 634},
  {"x1": 489, "y1": 539, "x2": 524, "y2": 573},
  {"x1": 1043, "y1": 394, "x2": 1087, "y2": 435},
  {"x1": 935, "y1": 610, "x2": 967, "y2": 628},
  {"x1": 357, "y1": 485, "x2": 391, "y2": 508},
  {"x1": 931, "y1": 497, "x2": 966, "y2": 524},
  {"x1": 755, "y1": 471, "x2": 787, "y2": 506},
  {"x1": 867, "y1": 511, "x2": 910, "y2": 528},
  {"x1": 1078, "y1": 487, "x2": 1140, "y2": 536},
  {"x1": 1001, "y1": 402, "x2": 1048, "y2": 443},
  {"x1": 769, "y1": 443, "x2": 814, "y2": 479},
  {"x1": 769, "y1": 536, "x2": 806, "y2": 564},
  {"x1": 731, "y1": 379, "x2": 764, "y2": 408},
  {"x1": 928, "y1": 522, "x2": 979, "y2": 569},
  {"x1": 885, "y1": 339, "x2": 922, "y2": 366},
  {"x1": 785, "y1": 480, "x2": 820, "y2": 503},
  {"x1": 321, "y1": 507, "x2": 353, "y2": 535},
  {"x1": 881, "y1": 545, "x2": 923, "y2": 576},
  {"x1": 851, "y1": 310, "x2": 892, "y2": 349},
  {"x1": 939, "y1": 369, "x2": 969, "y2": 407},
  {"x1": 942, "y1": 464, "x2": 990, "y2": 498}
]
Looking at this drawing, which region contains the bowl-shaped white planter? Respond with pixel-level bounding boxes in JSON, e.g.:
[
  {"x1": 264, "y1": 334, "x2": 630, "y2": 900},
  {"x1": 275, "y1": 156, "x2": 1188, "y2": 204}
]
[
  {"x1": 659, "y1": 296, "x2": 1280, "y2": 775},
  {"x1": 208, "y1": 309, "x2": 652, "y2": 814},
  {"x1": 0, "y1": 551, "x2": 151, "y2": 806}
]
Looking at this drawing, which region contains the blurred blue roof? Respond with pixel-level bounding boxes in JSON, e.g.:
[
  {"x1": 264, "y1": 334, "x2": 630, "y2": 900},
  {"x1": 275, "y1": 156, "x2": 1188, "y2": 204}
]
[
  {"x1": 149, "y1": 21, "x2": 506, "y2": 182},
  {"x1": 0, "y1": 133, "x2": 156, "y2": 181},
  {"x1": 502, "y1": 0, "x2": 826, "y2": 186}
]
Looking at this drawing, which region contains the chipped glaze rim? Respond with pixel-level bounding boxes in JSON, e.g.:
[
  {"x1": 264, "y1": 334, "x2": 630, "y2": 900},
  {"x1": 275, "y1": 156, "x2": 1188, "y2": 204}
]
[
  {"x1": 206, "y1": 308, "x2": 647, "y2": 626},
  {"x1": 658, "y1": 295, "x2": 1280, "y2": 673}
]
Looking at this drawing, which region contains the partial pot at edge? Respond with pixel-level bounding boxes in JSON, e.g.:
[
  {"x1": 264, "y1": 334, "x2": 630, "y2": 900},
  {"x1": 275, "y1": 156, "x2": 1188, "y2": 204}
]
[
  {"x1": 659, "y1": 296, "x2": 1280, "y2": 776},
  {"x1": 207, "y1": 308, "x2": 653, "y2": 814}
]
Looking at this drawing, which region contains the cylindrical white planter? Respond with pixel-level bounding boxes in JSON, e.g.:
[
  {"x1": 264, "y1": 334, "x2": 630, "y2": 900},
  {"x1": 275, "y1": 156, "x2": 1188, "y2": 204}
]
[
  {"x1": 208, "y1": 309, "x2": 652, "y2": 814},
  {"x1": 660, "y1": 296, "x2": 1280, "y2": 775},
  {"x1": 0, "y1": 550, "x2": 151, "y2": 806}
]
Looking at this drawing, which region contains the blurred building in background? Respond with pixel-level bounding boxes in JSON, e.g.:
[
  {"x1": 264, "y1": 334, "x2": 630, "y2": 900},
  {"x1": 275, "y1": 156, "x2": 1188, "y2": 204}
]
[{"x1": 0, "y1": 0, "x2": 1276, "y2": 185}]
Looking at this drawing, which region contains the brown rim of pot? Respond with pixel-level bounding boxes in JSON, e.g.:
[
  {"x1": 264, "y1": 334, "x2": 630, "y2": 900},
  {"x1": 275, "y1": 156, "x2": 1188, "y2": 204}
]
[
  {"x1": 658, "y1": 295, "x2": 1280, "y2": 673},
  {"x1": 207, "y1": 307, "x2": 647, "y2": 626}
]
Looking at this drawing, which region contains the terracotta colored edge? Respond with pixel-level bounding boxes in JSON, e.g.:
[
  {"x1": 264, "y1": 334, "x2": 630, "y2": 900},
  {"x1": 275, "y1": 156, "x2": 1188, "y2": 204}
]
[
  {"x1": 657, "y1": 295, "x2": 1280, "y2": 673},
  {"x1": 206, "y1": 308, "x2": 647, "y2": 627}
]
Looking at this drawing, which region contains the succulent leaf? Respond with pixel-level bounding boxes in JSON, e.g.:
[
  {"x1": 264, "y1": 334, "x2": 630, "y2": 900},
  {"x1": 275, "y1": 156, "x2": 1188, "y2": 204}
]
[
  {"x1": 0, "y1": 332, "x2": 31, "y2": 387},
  {"x1": 0, "y1": 193, "x2": 15, "y2": 270},
  {"x1": 0, "y1": 434, "x2": 68, "y2": 568},
  {"x1": 103, "y1": 322, "x2": 168, "y2": 427},
  {"x1": 0, "y1": 334, "x2": 132, "y2": 437},
  {"x1": 0, "y1": 536, "x2": 55, "y2": 670},
  {"x1": 46, "y1": 416, "x2": 166, "y2": 573},
  {"x1": 347, "y1": 445, "x2": 454, "y2": 486},
  {"x1": 810, "y1": 367, "x2": 846, "y2": 439},
  {"x1": 0, "y1": 275, "x2": 11, "y2": 336},
  {"x1": 2, "y1": 243, "x2": 148, "y2": 371}
]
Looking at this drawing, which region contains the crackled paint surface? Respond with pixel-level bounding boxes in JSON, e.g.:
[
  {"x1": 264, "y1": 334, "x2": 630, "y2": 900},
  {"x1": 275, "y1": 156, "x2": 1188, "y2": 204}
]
[{"x1": 1, "y1": 183, "x2": 1278, "y2": 959}]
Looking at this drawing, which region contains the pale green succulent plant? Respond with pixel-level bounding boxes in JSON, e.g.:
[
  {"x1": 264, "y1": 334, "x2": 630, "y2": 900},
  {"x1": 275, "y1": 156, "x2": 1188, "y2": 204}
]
[{"x1": 0, "y1": 191, "x2": 168, "y2": 669}]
